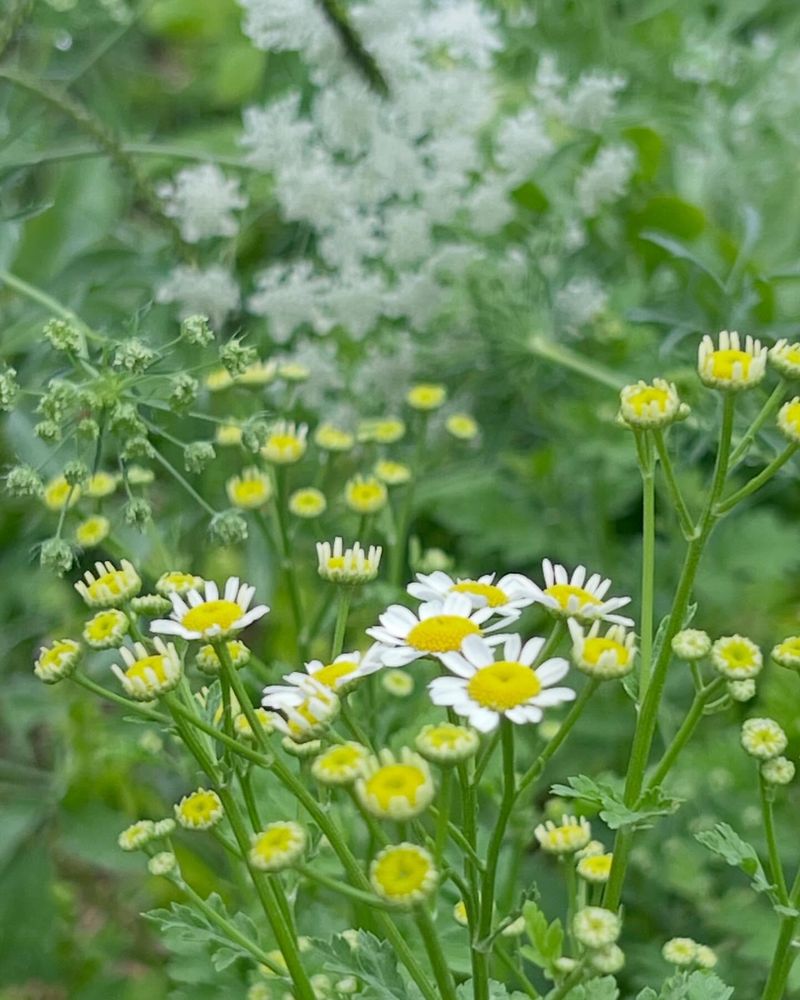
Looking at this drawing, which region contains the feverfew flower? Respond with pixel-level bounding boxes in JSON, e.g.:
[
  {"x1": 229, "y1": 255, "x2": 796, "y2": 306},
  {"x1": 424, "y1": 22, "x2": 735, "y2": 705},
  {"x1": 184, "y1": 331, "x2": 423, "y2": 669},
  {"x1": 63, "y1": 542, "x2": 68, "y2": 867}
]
[
  {"x1": 728, "y1": 679, "x2": 756, "y2": 702},
  {"x1": 573, "y1": 907, "x2": 621, "y2": 949},
  {"x1": 408, "y1": 570, "x2": 539, "y2": 618},
  {"x1": 568, "y1": 620, "x2": 636, "y2": 680},
  {"x1": 762, "y1": 756, "x2": 795, "y2": 785},
  {"x1": 344, "y1": 474, "x2": 388, "y2": 514},
  {"x1": 317, "y1": 537, "x2": 381, "y2": 583},
  {"x1": 356, "y1": 749, "x2": 435, "y2": 820},
  {"x1": 289, "y1": 487, "x2": 327, "y2": 518},
  {"x1": 157, "y1": 164, "x2": 247, "y2": 242},
  {"x1": 236, "y1": 359, "x2": 277, "y2": 385},
  {"x1": 406, "y1": 383, "x2": 447, "y2": 411},
  {"x1": 249, "y1": 822, "x2": 306, "y2": 872},
  {"x1": 415, "y1": 722, "x2": 480, "y2": 764},
  {"x1": 314, "y1": 423, "x2": 355, "y2": 452},
  {"x1": 591, "y1": 945, "x2": 625, "y2": 974},
  {"x1": 430, "y1": 633, "x2": 574, "y2": 732},
  {"x1": 75, "y1": 515, "x2": 111, "y2": 548},
  {"x1": 445, "y1": 413, "x2": 479, "y2": 440},
  {"x1": 535, "y1": 815, "x2": 591, "y2": 854},
  {"x1": 111, "y1": 638, "x2": 182, "y2": 701},
  {"x1": 662, "y1": 938, "x2": 698, "y2": 967},
  {"x1": 530, "y1": 560, "x2": 634, "y2": 626},
  {"x1": 370, "y1": 843, "x2": 437, "y2": 907},
  {"x1": 195, "y1": 639, "x2": 250, "y2": 676},
  {"x1": 367, "y1": 592, "x2": 517, "y2": 668},
  {"x1": 75, "y1": 560, "x2": 141, "y2": 608},
  {"x1": 772, "y1": 636, "x2": 800, "y2": 671},
  {"x1": 175, "y1": 788, "x2": 224, "y2": 830},
  {"x1": 741, "y1": 718, "x2": 787, "y2": 760},
  {"x1": 42, "y1": 475, "x2": 80, "y2": 511},
  {"x1": 261, "y1": 420, "x2": 308, "y2": 464},
  {"x1": 288, "y1": 649, "x2": 382, "y2": 693},
  {"x1": 262, "y1": 677, "x2": 340, "y2": 742},
  {"x1": 575, "y1": 145, "x2": 636, "y2": 217},
  {"x1": 374, "y1": 460, "x2": 411, "y2": 486},
  {"x1": 226, "y1": 467, "x2": 273, "y2": 509},
  {"x1": 778, "y1": 397, "x2": 800, "y2": 444},
  {"x1": 577, "y1": 853, "x2": 614, "y2": 883},
  {"x1": 698, "y1": 331, "x2": 767, "y2": 391},
  {"x1": 151, "y1": 577, "x2": 269, "y2": 640},
  {"x1": 358, "y1": 418, "x2": 405, "y2": 444},
  {"x1": 769, "y1": 340, "x2": 800, "y2": 380},
  {"x1": 383, "y1": 669, "x2": 414, "y2": 697},
  {"x1": 83, "y1": 609, "x2": 129, "y2": 649},
  {"x1": 84, "y1": 471, "x2": 118, "y2": 498},
  {"x1": 34, "y1": 638, "x2": 80, "y2": 684},
  {"x1": 311, "y1": 742, "x2": 370, "y2": 785},
  {"x1": 711, "y1": 635, "x2": 763, "y2": 680},
  {"x1": 672, "y1": 629, "x2": 712, "y2": 661},
  {"x1": 619, "y1": 379, "x2": 689, "y2": 429},
  {"x1": 156, "y1": 571, "x2": 204, "y2": 597},
  {"x1": 118, "y1": 820, "x2": 156, "y2": 851},
  {"x1": 148, "y1": 852, "x2": 178, "y2": 876}
]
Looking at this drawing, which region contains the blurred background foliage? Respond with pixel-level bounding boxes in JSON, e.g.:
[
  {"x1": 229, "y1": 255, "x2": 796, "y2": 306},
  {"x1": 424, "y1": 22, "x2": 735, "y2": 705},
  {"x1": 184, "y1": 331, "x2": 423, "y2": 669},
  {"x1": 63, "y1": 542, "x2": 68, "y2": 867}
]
[{"x1": 2, "y1": 0, "x2": 800, "y2": 996}]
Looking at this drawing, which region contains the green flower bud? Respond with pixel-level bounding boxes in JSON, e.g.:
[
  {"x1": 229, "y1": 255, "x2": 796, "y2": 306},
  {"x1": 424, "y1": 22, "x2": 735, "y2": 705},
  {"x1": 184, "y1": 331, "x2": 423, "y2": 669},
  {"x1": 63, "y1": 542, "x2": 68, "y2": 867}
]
[
  {"x1": 40, "y1": 537, "x2": 74, "y2": 575},
  {"x1": 181, "y1": 314, "x2": 214, "y2": 346},
  {"x1": 63, "y1": 461, "x2": 89, "y2": 487},
  {"x1": 184, "y1": 441, "x2": 215, "y2": 473},
  {"x1": 242, "y1": 418, "x2": 270, "y2": 453},
  {"x1": 6, "y1": 464, "x2": 43, "y2": 497},
  {"x1": 208, "y1": 509, "x2": 248, "y2": 546},
  {"x1": 0, "y1": 367, "x2": 19, "y2": 411},
  {"x1": 112, "y1": 338, "x2": 156, "y2": 374},
  {"x1": 43, "y1": 318, "x2": 82, "y2": 352},
  {"x1": 169, "y1": 373, "x2": 199, "y2": 412},
  {"x1": 34, "y1": 420, "x2": 61, "y2": 442},
  {"x1": 220, "y1": 338, "x2": 257, "y2": 377},
  {"x1": 124, "y1": 497, "x2": 152, "y2": 529}
]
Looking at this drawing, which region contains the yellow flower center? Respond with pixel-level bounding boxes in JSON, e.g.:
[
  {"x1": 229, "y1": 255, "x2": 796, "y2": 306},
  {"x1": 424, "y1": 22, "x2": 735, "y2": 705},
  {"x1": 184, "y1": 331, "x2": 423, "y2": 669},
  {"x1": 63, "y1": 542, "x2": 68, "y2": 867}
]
[
  {"x1": 182, "y1": 792, "x2": 220, "y2": 821},
  {"x1": 254, "y1": 826, "x2": 294, "y2": 855},
  {"x1": 232, "y1": 480, "x2": 269, "y2": 503},
  {"x1": 783, "y1": 346, "x2": 800, "y2": 364},
  {"x1": 126, "y1": 654, "x2": 169, "y2": 684},
  {"x1": 581, "y1": 855, "x2": 613, "y2": 877},
  {"x1": 424, "y1": 725, "x2": 466, "y2": 749},
  {"x1": 406, "y1": 615, "x2": 480, "y2": 653},
  {"x1": 320, "y1": 745, "x2": 364, "y2": 770},
  {"x1": 544, "y1": 583, "x2": 598, "y2": 610},
  {"x1": 719, "y1": 641, "x2": 756, "y2": 668},
  {"x1": 467, "y1": 660, "x2": 541, "y2": 711},
  {"x1": 783, "y1": 402, "x2": 800, "y2": 432},
  {"x1": 327, "y1": 556, "x2": 346, "y2": 570},
  {"x1": 451, "y1": 581, "x2": 508, "y2": 607},
  {"x1": 314, "y1": 661, "x2": 358, "y2": 688},
  {"x1": 162, "y1": 572, "x2": 198, "y2": 589},
  {"x1": 182, "y1": 599, "x2": 242, "y2": 633},
  {"x1": 87, "y1": 570, "x2": 130, "y2": 600},
  {"x1": 87, "y1": 612, "x2": 122, "y2": 639},
  {"x1": 777, "y1": 638, "x2": 800, "y2": 656},
  {"x1": 269, "y1": 434, "x2": 300, "y2": 451},
  {"x1": 365, "y1": 765, "x2": 426, "y2": 809},
  {"x1": 626, "y1": 386, "x2": 670, "y2": 414},
  {"x1": 41, "y1": 641, "x2": 76, "y2": 666},
  {"x1": 372, "y1": 848, "x2": 431, "y2": 896},
  {"x1": 582, "y1": 637, "x2": 629, "y2": 665},
  {"x1": 709, "y1": 349, "x2": 752, "y2": 380},
  {"x1": 351, "y1": 484, "x2": 382, "y2": 503}
]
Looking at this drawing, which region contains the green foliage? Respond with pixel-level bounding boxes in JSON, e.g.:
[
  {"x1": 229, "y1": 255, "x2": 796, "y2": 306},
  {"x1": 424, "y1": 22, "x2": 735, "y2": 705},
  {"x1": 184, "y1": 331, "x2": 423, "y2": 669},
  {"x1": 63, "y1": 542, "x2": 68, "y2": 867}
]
[
  {"x1": 145, "y1": 895, "x2": 260, "y2": 972},
  {"x1": 520, "y1": 899, "x2": 564, "y2": 979},
  {"x1": 550, "y1": 775, "x2": 682, "y2": 830}
]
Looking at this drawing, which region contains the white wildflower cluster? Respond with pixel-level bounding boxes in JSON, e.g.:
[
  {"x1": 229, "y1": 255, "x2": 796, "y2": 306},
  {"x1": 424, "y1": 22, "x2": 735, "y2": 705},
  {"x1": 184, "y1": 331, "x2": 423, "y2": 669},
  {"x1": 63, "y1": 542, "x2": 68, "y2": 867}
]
[
  {"x1": 156, "y1": 265, "x2": 241, "y2": 327},
  {"x1": 157, "y1": 164, "x2": 247, "y2": 243}
]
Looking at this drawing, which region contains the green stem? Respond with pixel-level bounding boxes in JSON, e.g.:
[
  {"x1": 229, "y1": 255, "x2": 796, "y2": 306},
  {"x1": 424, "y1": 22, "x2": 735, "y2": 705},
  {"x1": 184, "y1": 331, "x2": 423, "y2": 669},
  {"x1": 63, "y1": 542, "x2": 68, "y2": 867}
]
[
  {"x1": 149, "y1": 447, "x2": 218, "y2": 517},
  {"x1": 652, "y1": 429, "x2": 695, "y2": 539},
  {"x1": 730, "y1": 382, "x2": 787, "y2": 467},
  {"x1": 495, "y1": 940, "x2": 541, "y2": 999},
  {"x1": 71, "y1": 672, "x2": 169, "y2": 723},
  {"x1": 414, "y1": 906, "x2": 458, "y2": 1000},
  {"x1": 0, "y1": 269, "x2": 100, "y2": 346},
  {"x1": 297, "y1": 864, "x2": 395, "y2": 910},
  {"x1": 272, "y1": 469, "x2": 307, "y2": 659},
  {"x1": 314, "y1": 0, "x2": 390, "y2": 96},
  {"x1": 646, "y1": 678, "x2": 725, "y2": 789},
  {"x1": 636, "y1": 432, "x2": 656, "y2": 698},
  {"x1": 435, "y1": 768, "x2": 452, "y2": 864},
  {"x1": 331, "y1": 587, "x2": 351, "y2": 660},
  {"x1": 528, "y1": 334, "x2": 625, "y2": 390},
  {"x1": 760, "y1": 772, "x2": 789, "y2": 906},
  {"x1": 715, "y1": 444, "x2": 798, "y2": 514},
  {"x1": 165, "y1": 695, "x2": 272, "y2": 770},
  {"x1": 761, "y1": 866, "x2": 800, "y2": 1000}
]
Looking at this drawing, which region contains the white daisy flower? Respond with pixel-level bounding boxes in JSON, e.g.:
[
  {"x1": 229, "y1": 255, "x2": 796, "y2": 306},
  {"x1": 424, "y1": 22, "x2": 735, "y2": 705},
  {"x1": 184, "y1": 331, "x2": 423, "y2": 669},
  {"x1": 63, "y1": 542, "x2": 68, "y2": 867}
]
[
  {"x1": 286, "y1": 647, "x2": 383, "y2": 693},
  {"x1": 407, "y1": 570, "x2": 539, "y2": 617},
  {"x1": 529, "y1": 560, "x2": 633, "y2": 626},
  {"x1": 367, "y1": 593, "x2": 518, "y2": 668},
  {"x1": 428, "y1": 633, "x2": 575, "y2": 732},
  {"x1": 150, "y1": 577, "x2": 269, "y2": 641},
  {"x1": 261, "y1": 676, "x2": 340, "y2": 742}
]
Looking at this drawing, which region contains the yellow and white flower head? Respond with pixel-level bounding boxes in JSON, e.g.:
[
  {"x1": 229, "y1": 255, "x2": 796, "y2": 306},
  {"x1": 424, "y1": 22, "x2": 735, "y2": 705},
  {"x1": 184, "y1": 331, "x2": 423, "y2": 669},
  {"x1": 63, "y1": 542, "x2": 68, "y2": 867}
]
[
  {"x1": 695, "y1": 946, "x2": 718, "y2": 970},
  {"x1": 619, "y1": 379, "x2": 689, "y2": 429},
  {"x1": 367, "y1": 593, "x2": 518, "y2": 669},
  {"x1": 317, "y1": 537, "x2": 382, "y2": 583},
  {"x1": 282, "y1": 736, "x2": 322, "y2": 758},
  {"x1": 777, "y1": 397, "x2": 800, "y2": 444},
  {"x1": 195, "y1": 639, "x2": 250, "y2": 676},
  {"x1": 671, "y1": 628, "x2": 712, "y2": 661},
  {"x1": 535, "y1": 814, "x2": 592, "y2": 854},
  {"x1": 34, "y1": 638, "x2": 80, "y2": 684},
  {"x1": 711, "y1": 635, "x2": 762, "y2": 680},
  {"x1": 75, "y1": 559, "x2": 142, "y2": 608},
  {"x1": 415, "y1": 722, "x2": 480, "y2": 764},
  {"x1": 728, "y1": 679, "x2": 756, "y2": 702},
  {"x1": 429, "y1": 633, "x2": 574, "y2": 733},
  {"x1": 156, "y1": 571, "x2": 204, "y2": 597},
  {"x1": 289, "y1": 487, "x2": 327, "y2": 518},
  {"x1": 357, "y1": 417, "x2": 406, "y2": 444},
  {"x1": 261, "y1": 677, "x2": 340, "y2": 743},
  {"x1": 83, "y1": 609, "x2": 129, "y2": 649},
  {"x1": 662, "y1": 938, "x2": 698, "y2": 967},
  {"x1": 293, "y1": 648, "x2": 383, "y2": 694},
  {"x1": 374, "y1": 460, "x2": 411, "y2": 486},
  {"x1": 446, "y1": 413, "x2": 479, "y2": 440},
  {"x1": 111, "y1": 638, "x2": 182, "y2": 701},
  {"x1": 75, "y1": 515, "x2": 110, "y2": 548},
  {"x1": 772, "y1": 636, "x2": 800, "y2": 671},
  {"x1": 215, "y1": 422, "x2": 243, "y2": 447},
  {"x1": 406, "y1": 383, "x2": 447, "y2": 411},
  {"x1": 741, "y1": 717, "x2": 787, "y2": 760},
  {"x1": 43, "y1": 475, "x2": 80, "y2": 511},
  {"x1": 127, "y1": 465, "x2": 154, "y2": 486},
  {"x1": 568, "y1": 620, "x2": 636, "y2": 680},
  {"x1": 236, "y1": 359, "x2": 277, "y2": 385},
  {"x1": 591, "y1": 945, "x2": 625, "y2": 975},
  {"x1": 84, "y1": 471, "x2": 118, "y2": 498},
  {"x1": 118, "y1": 819, "x2": 156, "y2": 851},
  {"x1": 311, "y1": 742, "x2": 370, "y2": 785},
  {"x1": 407, "y1": 571, "x2": 540, "y2": 618},
  {"x1": 344, "y1": 474, "x2": 388, "y2": 514},
  {"x1": 151, "y1": 577, "x2": 269, "y2": 640},
  {"x1": 573, "y1": 907, "x2": 621, "y2": 949},
  {"x1": 370, "y1": 843, "x2": 438, "y2": 907},
  {"x1": 762, "y1": 756, "x2": 795, "y2": 786},
  {"x1": 529, "y1": 561, "x2": 634, "y2": 626},
  {"x1": 356, "y1": 748, "x2": 435, "y2": 820},
  {"x1": 148, "y1": 852, "x2": 178, "y2": 877},
  {"x1": 698, "y1": 330, "x2": 767, "y2": 391},
  {"x1": 175, "y1": 788, "x2": 224, "y2": 830},
  {"x1": 153, "y1": 817, "x2": 176, "y2": 838},
  {"x1": 226, "y1": 467, "x2": 273, "y2": 509},
  {"x1": 314, "y1": 423, "x2": 355, "y2": 452},
  {"x1": 769, "y1": 340, "x2": 800, "y2": 380},
  {"x1": 249, "y1": 821, "x2": 306, "y2": 872},
  {"x1": 260, "y1": 420, "x2": 308, "y2": 464},
  {"x1": 577, "y1": 852, "x2": 614, "y2": 884},
  {"x1": 382, "y1": 669, "x2": 414, "y2": 697}
]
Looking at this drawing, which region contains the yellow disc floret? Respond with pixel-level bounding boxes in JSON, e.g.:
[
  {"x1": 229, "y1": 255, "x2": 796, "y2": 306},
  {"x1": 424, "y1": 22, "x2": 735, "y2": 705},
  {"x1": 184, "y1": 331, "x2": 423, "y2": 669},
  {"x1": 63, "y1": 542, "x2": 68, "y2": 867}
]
[
  {"x1": 344, "y1": 475, "x2": 388, "y2": 514},
  {"x1": 75, "y1": 515, "x2": 111, "y2": 548},
  {"x1": 226, "y1": 468, "x2": 273, "y2": 509},
  {"x1": 75, "y1": 559, "x2": 141, "y2": 608},
  {"x1": 451, "y1": 581, "x2": 508, "y2": 607},
  {"x1": 406, "y1": 384, "x2": 447, "y2": 411},
  {"x1": 357, "y1": 749, "x2": 434, "y2": 820},
  {"x1": 778, "y1": 398, "x2": 800, "y2": 445},
  {"x1": 181, "y1": 599, "x2": 243, "y2": 634},
  {"x1": 466, "y1": 661, "x2": 541, "y2": 711},
  {"x1": 370, "y1": 843, "x2": 437, "y2": 907},
  {"x1": 175, "y1": 788, "x2": 224, "y2": 830},
  {"x1": 43, "y1": 475, "x2": 80, "y2": 511},
  {"x1": 311, "y1": 742, "x2": 369, "y2": 785},
  {"x1": 249, "y1": 821, "x2": 306, "y2": 872},
  {"x1": 34, "y1": 638, "x2": 80, "y2": 684},
  {"x1": 406, "y1": 615, "x2": 481, "y2": 654}
]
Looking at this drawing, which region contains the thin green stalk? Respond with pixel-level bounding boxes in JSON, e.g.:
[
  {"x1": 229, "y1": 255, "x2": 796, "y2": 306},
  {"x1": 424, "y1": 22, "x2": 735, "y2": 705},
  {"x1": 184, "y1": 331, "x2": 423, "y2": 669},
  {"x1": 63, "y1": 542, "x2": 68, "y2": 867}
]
[
  {"x1": 528, "y1": 334, "x2": 625, "y2": 390},
  {"x1": 547, "y1": 959, "x2": 588, "y2": 1000},
  {"x1": 495, "y1": 940, "x2": 541, "y2": 999},
  {"x1": 434, "y1": 768, "x2": 452, "y2": 864},
  {"x1": 428, "y1": 807, "x2": 485, "y2": 871},
  {"x1": 534, "y1": 619, "x2": 566, "y2": 666},
  {"x1": 0, "y1": 269, "x2": 101, "y2": 346},
  {"x1": 636, "y1": 432, "x2": 657, "y2": 698},
  {"x1": 646, "y1": 678, "x2": 725, "y2": 789},
  {"x1": 715, "y1": 443, "x2": 798, "y2": 514},
  {"x1": 414, "y1": 906, "x2": 458, "y2": 1000},
  {"x1": 331, "y1": 587, "x2": 351, "y2": 660},
  {"x1": 563, "y1": 857, "x2": 578, "y2": 953},
  {"x1": 150, "y1": 447, "x2": 218, "y2": 517},
  {"x1": 314, "y1": 0, "x2": 390, "y2": 95},
  {"x1": 165, "y1": 695, "x2": 272, "y2": 770},
  {"x1": 297, "y1": 864, "x2": 394, "y2": 909},
  {"x1": 272, "y1": 469, "x2": 307, "y2": 658},
  {"x1": 653, "y1": 429, "x2": 695, "y2": 539},
  {"x1": 457, "y1": 756, "x2": 486, "y2": 1000},
  {"x1": 759, "y1": 773, "x2": 789, "y2": 906},
  {"x1": 71, "y1": 672, "x2": 169, "y2": 723},
  {"x1": 761, "y1": 866, "x2": 800, "y2": 1000},
  {"x1": 473, "y1": 728, "x2": 502, "y2": 786},
  {"x1": 730, "y1": 382, "x2": 787, "y2": 467}
]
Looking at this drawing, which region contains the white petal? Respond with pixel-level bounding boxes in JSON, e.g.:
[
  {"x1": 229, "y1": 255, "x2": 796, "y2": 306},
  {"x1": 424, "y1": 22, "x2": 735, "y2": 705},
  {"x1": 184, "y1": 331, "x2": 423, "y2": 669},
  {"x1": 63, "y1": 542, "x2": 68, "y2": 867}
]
[
  {"x1": 150, "y1": 619, "x2": 188, "y2": 636},
  {"x1": 442, "y1": 593, "x2": 472, "y2": 617},
  {"x1": 382, "y1": 646, "x2": 423, "y2": 667},
  {"x1": 536, "y1": 657, "x2": 570, "y2": 686},
  {"x1": 504, "y1": 634, "x2": 522, "y2": 661},
  {"x1": 224, "y1": 577, "x2": 239, "y2": 601},
  {"x1": 461, "y1": 634, "x2": 494, "y2": 668},
  {"x1": 520, "y1": 636, "x2": 545, "y2": 665},
  {"x1": 205, "y1": 580, "x2": 219, "y2": 601},
  {"x1": 440, "y1": 652, "x2": 477, "y2": 678},
  {"x1": 467, "y1": 706, "x2": 500, "y2": 732},
  {"x1": 531, "y1": 687, "x2": 575, "y2": 706},
  {"x1": 367, "y1": 626, "x2": 400, "y2": 646}
]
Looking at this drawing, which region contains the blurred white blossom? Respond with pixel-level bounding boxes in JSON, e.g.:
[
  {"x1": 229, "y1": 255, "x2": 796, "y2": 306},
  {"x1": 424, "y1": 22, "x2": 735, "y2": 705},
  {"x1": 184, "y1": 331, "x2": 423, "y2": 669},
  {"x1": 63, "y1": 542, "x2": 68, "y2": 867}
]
[
  {"x1": 157, "y1": 165, "x2": 247, "y2": 242},
  {"x1": 157, "y1": 265, "x2": 240, "y2": 326},
  {"x1": 576, "y1": 145, "x2": 636, "y2": 217}
]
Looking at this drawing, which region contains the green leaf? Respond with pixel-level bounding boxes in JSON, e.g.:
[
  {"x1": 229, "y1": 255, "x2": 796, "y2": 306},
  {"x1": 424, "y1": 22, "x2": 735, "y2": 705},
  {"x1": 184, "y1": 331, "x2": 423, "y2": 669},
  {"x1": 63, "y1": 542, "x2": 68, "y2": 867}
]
[
  {"x1": 456, "y1": 982, "x2": 528, "y2": 1000},
  {"x1": 144, "y1": 895, "x2": 257, "y2": 973},
  {"x1": 521, "y1": 899, "x2": 563, "y2": 977},
  {"x1": 566, "y1": 976, "x2": 620, "y2": 999},
  {"x1": 550, "y1": 775, "x2": 681, "y2": 830},
  {"x1": 638, "y1": 231, "x2": 724, "y2": 290},
  {"x1": 654, "y1": 971, "x2": 734, "y2": 1000},
  {"x1": 694, "y1": 823, "x2": 777, "y2": 901},
  {"x1": 315, "y1": 931, "x2": 411, "y2": 1000}
]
